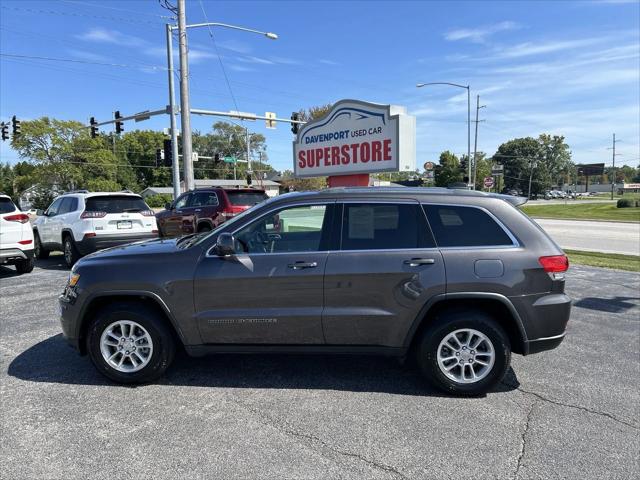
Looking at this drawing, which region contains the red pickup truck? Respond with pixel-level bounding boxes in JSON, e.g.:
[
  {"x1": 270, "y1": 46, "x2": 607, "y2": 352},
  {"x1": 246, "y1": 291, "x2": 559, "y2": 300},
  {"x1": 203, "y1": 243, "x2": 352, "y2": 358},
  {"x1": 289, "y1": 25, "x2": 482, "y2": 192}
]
[{"x1": 156, "y1": 187, "x2": 268, "y2": 237}]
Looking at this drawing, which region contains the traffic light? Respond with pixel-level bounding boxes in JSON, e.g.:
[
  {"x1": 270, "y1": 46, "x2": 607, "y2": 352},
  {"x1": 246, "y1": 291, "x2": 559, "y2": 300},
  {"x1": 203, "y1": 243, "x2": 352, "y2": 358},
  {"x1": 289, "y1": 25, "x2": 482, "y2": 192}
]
[
  {"x1": 11, "y1": 116, "x2": 21, "y2": 136},
  {"x1": 1, "y1": 123, "x2": 9, "y2": 141},
  {"x1": 291, "y1": 112, "x2": 299, "y2": 135},
  {"x1": 155, "y1": 149, "x2": 164, "y2": 167},
  {"x1": 90, "y1": 117, "x2": 98, "y2": 138},
  {"x1": 163, "y1": 139, "x2": 172, "y2": 167},
  {"x1": 214, "y1": 153, "x2": 220, "y2": 164},
  {"x1": 246, "y1": 173, "x2": 252, "y2": 185},
  {"x1": 115, "y1": 111, "x2": 124, "y2": 134}
]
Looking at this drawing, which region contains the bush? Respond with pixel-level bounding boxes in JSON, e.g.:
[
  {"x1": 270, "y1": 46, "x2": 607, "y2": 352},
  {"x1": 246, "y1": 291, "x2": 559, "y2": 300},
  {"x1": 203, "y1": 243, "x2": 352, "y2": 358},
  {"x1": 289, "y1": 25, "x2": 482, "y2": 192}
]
[
  {"x1": 616, "y1": 198, "x2": 635, "y2": 208},
  {"x1": 144, "y1": 193, "x2": 173, "y2": 209}
]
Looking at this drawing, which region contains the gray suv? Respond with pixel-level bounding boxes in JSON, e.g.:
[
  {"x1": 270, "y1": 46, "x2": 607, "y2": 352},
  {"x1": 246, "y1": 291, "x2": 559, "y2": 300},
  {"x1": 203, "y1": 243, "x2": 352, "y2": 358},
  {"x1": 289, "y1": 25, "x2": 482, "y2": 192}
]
[{"x1": 59, "y1": 187, "x2": 571, "y2": 395}]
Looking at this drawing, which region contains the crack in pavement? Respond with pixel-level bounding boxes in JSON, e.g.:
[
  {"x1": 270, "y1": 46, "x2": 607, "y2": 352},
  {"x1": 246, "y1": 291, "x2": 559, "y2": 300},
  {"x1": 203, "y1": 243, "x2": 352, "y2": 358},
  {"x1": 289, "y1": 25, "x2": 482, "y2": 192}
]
[
  {"x1": 502, "y1": 382, "x2": 639, "y2": 430},
  {"x1": 512, "y1": 400, "x2": 536, "y2": 480},
  {"x1": 225, "y1": 398, "x2": 409, "y2": 479}
]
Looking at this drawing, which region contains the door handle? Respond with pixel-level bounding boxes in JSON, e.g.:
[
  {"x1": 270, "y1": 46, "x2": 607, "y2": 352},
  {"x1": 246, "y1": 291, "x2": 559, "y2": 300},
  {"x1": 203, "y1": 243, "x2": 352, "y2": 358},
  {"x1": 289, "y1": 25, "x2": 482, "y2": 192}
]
[
  {"x1": 287, "y1": 261, "x2": 318, "y2": 270},
  {"x1": 195, "y1": 209, "x2": 202, "y2": 212},
  {"x1": 404, "y1": 258, "x2": 435, "y2": 267}
]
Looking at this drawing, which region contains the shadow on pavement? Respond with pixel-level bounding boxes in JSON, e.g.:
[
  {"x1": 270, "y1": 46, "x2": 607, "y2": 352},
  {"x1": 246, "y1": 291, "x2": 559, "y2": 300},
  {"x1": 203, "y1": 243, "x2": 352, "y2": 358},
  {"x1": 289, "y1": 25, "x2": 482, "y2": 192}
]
[
  {"x1": 34, "y1": 255, "x2": 69, "y2": 271},
  {"x1": 574, "y1": 296, "x2": 640, "y2": 314},
  {"x1": 8, "y1": 334, "x2": 520, "y2": 397},
  {"x1": 0, "y1": 265, "x2": 20, "y2": 278}
]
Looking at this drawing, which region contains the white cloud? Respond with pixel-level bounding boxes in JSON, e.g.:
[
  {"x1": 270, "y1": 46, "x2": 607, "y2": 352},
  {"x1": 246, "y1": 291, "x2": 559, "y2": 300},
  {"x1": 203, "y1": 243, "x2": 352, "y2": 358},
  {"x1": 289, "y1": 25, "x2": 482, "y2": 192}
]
[
  {"x1": 66, "y1": 49, "x2": 110, "y2": 63},
  {"x1": 228, "y1": 64, "x2": 255, "y2": 72},
  {"x1": 319, "y1": 59, "x2": 340, "y2": 66},
  {"x1": 76, "y1": 28, "x2": 145, "y2": 47},
  {"x1": 494, "y1": 37, "x2": 609, "y2": 58},
  {"x1": 445, "y1": 21, "x2": 520, "y2": 43}
]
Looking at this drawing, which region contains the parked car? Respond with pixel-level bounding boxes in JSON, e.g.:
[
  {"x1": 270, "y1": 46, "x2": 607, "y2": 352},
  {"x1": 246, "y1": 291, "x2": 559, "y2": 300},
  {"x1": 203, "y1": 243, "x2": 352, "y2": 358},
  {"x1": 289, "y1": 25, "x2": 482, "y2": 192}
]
[
  {"x1": 33, "y1": 191, "x2": 158, "y2": 268},
  {"x1": 0, "y1": 194, "x2": 34, "y2": 274},
  {"x1": 156, "y1": 187, "x2": 269, "y2": 237},
  {"x1": 60, "y1": 187, "x2": 571, "y2": 395}
]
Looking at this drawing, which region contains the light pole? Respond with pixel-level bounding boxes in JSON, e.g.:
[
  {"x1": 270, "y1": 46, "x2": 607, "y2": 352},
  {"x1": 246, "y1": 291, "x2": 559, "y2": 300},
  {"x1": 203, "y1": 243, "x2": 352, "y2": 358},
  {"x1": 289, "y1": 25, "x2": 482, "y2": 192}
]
[
  {"x1": 167, "y1": 12, "x2": 277, "y2": 192},
  {"x1": 416, "y1": 82, "x2": 471, "y2": 188}
]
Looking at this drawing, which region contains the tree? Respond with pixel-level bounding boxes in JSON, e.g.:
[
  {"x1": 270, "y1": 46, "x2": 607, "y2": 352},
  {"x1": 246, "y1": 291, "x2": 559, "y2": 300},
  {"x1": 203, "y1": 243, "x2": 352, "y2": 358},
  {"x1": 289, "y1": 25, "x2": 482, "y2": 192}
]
[
  {"x1": 296, "y1": 104, "x2": 333, "y2": 122},
  {"x1": 279, "y1": 170, "x2": 326, "y2": 191},
  {"x1": 473, "y1": 153, "x2": 492, "y2": 190},
  {"x1": 435, "y1": 151, "x2": 463, "y2": 187}
]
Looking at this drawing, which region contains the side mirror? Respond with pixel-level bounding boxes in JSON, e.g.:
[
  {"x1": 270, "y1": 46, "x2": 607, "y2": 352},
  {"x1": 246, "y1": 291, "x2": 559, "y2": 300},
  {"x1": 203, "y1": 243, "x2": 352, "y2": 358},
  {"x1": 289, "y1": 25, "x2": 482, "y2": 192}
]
[
  {"x1": 165, "y1": 202, "x2": 172, "y2": 210},
  {"x1": 213, "y1": 232, "x2": 235, "y2": 257},
  {"x1": 36, "y1": 209, "x2": 44, "y2": 216}
]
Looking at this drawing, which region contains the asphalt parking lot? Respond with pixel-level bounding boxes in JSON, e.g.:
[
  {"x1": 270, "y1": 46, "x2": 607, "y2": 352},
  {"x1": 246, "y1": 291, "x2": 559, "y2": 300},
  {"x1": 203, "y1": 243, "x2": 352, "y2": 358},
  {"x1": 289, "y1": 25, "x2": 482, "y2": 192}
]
[{"x1": 1, "y1": 256, "x2": 638, "y2": 479}]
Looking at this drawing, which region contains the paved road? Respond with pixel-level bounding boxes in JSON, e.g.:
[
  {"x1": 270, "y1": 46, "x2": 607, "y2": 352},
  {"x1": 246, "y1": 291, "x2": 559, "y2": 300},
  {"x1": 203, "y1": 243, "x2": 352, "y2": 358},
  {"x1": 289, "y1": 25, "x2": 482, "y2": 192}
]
[
  {"x1": 534, "y1": 218, "x2": 640, "y2": 256},
  {"x1": 1, "y1": 258, "x2": 638, "y2": 479}
]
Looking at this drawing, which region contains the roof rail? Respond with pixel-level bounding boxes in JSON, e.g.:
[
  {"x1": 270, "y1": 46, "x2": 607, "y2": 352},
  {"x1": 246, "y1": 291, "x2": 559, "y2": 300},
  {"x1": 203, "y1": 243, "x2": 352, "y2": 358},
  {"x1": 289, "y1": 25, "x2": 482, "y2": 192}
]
[{"x1": 62, "y1": 189, "x2": 90, "y2": 195}]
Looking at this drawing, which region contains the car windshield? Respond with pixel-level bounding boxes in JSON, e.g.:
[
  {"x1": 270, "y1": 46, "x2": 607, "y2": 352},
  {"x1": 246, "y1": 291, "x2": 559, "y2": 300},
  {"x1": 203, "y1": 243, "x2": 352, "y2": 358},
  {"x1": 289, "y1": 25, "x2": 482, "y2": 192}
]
[
  {"x1": 0, "y1": 197, "x2": 16, "y2": 213},
  {"x1": 225, "y1": 191, "x2": 268, "y2": 206},
  {"x1": 85, "y1": 195, "x2": 150, "y2": 213}
]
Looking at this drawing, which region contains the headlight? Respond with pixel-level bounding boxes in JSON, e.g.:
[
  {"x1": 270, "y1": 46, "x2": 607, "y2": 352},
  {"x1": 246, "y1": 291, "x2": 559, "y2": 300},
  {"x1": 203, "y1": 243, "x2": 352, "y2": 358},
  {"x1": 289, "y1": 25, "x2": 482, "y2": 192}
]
[{"x1": 68, "y1": 273, "x2": 80, "y2": 287}]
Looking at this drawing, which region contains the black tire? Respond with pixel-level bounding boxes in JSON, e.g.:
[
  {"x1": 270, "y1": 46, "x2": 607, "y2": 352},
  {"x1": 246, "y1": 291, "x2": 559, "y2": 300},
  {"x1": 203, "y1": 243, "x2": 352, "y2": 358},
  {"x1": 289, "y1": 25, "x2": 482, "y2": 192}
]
[
  {"x1": 63, "y1": 234, "x2": 81, "y2": 268},
  {"x1": 15, "y1": 256, "x2": 34, "y2": 274},
  {"x1": 415, "y1": 309, "x2": 511, "y2": 396},
  {"x1": 34, "y1": 232, "x2": 49, "y2": 259},
  {"x1": 197, "y1": 223, "x2": 212, "y2": 233},
  {"x1": 87, "y1": 302, "x2": 176, "y2": 384}
]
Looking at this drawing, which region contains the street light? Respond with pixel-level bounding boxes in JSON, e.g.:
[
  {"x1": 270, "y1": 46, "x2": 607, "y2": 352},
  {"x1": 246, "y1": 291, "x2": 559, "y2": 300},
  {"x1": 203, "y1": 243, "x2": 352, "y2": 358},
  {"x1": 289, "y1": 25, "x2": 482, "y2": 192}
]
[
  {"x1": 416, "y1": 82, "x2": 471, "y2": 189},
  {"x1": 166, "y1": 17, "x2": 278, "y2": 193}
]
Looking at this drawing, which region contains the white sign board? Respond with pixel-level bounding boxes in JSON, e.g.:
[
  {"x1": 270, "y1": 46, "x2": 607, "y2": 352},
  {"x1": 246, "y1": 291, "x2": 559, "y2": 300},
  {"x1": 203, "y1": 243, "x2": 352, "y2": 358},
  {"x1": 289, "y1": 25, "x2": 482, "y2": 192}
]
[{"x1": 293, "y1": 99, "x2": 415, "y2": 178}]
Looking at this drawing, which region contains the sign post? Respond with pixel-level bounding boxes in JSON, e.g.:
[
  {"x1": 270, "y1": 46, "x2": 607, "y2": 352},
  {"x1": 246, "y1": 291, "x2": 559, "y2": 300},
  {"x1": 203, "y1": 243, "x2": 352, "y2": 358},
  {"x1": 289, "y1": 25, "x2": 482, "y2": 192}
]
[{"x1": 292, "y1": 99, "x2": 416, "y2": 187}]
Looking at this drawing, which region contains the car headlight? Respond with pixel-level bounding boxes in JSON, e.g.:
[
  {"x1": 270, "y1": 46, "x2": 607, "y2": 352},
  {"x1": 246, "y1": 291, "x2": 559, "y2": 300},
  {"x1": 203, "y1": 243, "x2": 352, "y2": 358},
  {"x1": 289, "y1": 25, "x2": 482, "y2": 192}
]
[{"x1": 68, "y1": 272, "x2": 80, "y2": 287}]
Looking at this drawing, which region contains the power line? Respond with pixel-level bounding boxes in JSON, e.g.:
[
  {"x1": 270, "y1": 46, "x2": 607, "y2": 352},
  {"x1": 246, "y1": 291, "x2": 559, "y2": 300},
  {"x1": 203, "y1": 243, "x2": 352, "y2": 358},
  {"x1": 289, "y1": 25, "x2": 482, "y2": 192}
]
[
  {"x1": 0, "y1": 53, "x2": 166, "y2": 70},
  {"x1": 0, "y1": 5, "x2": 162, "y2": 26},
  {"x1": 60, "y1": 0, "x2": 171, "y2": 19},
  {"x1": 197, "y1": 0, "x2": 240, "y2": 114}
]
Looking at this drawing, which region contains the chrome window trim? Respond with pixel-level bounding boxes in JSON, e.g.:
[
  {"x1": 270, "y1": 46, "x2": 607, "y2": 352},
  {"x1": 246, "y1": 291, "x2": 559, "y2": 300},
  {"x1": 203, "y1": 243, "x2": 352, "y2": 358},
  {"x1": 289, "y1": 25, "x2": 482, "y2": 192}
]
[
  {"x1": 205, "y1": 200, "x2": 336, "y2": 258},
  {"x1": 421, "y1": 202, "x2": 521, "y2": 249}
]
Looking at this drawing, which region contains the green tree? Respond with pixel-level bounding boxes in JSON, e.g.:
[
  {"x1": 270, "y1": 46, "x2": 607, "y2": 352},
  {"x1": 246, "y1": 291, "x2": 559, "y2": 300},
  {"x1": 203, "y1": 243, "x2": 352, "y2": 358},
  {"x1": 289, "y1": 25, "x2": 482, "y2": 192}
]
[
  {"x1": 435, "y1": 150, "x2": 463, "y2": 187},
  {"x1": 296, "y1": 104, "x2": 333, "y2": 122}
]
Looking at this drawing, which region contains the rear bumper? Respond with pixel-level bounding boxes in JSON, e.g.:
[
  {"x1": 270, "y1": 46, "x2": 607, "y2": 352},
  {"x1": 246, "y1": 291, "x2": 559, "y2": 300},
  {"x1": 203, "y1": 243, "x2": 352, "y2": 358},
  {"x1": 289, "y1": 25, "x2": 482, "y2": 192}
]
[
  {"x1": 76, "y1": 232, "x2": 158, "y2": 255},
  {"x1": 514, "y1": 293, "x2": 572, "y2": 355},
  {"x1": 525, "y1": 333, "x2": 566, "y2": 354},
  {"x1": 0, "y1": 247, "x2": 34, "y2": 263}
]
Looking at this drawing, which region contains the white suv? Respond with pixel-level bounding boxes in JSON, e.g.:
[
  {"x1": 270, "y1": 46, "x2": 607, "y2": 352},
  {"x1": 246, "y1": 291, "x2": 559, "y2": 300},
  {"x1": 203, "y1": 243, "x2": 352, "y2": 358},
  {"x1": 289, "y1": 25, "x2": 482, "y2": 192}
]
[
  {"x1": 33, "y1": 191, "x2": 158, "y2": 267},
  {"x1": 0, "y1": 194, "x2": 35, "y2": 274}
]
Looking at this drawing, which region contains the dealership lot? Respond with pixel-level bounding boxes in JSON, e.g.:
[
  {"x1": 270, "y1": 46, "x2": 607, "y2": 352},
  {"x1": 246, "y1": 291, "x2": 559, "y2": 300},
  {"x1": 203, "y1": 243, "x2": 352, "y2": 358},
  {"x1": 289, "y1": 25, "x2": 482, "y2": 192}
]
[{"x1": 1, "y1": 258, "x2": 638, "y2": 479}]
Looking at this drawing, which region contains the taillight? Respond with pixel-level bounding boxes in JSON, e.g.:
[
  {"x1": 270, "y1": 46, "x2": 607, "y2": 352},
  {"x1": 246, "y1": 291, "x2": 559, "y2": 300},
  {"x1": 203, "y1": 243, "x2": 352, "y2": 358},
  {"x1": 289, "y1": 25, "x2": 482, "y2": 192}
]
[
  {"x1": 18, "y1": 239, "x2": 33, "y2": 245},
  {"x1": 539, "y1": 255, "x2": 569, "y2": 273},
  {"x1": 4, "y1": 213, "x2": 30, "y2": 223},
  {"x1": 80, "y1": 211, "x2": 107, "y2": 219},
  {"x1": 84, "y1": 232, "x2": 96, "y2": 239},
  {"x1": 221, "y1": 211, "x2": 236, "y2": 218},
  {"x1": 141, "y1": 210, "x2": 155, "y2": 217}
]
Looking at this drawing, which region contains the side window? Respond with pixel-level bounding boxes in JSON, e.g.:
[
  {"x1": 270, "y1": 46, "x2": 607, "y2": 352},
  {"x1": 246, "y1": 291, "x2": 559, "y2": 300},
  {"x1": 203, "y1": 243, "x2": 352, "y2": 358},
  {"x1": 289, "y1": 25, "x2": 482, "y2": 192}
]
[
  {"x1": 340, "y1": 203, "x2": 434, "y2": 250},
  {"x1": 174, "y1": 194, "x2": 190, "y2": 209},
  {"x1": 46, "y1": 198, "x2": 63, "y2": 216},
  {"x1": 423, "y1": 205, "x2": 514, "y2": 247},
  {"x1": 235, "y1": 204, "x2": 329, "y2": 253},
  {"x1": 57, "y1": 197, "x2": 74, "y2": 215},
  {"x1": 190, "y1": 192, "x2": 219, "y2": 207},
  {"x1": 68, "y1": 197, "x2": 79, "y2": 212}
]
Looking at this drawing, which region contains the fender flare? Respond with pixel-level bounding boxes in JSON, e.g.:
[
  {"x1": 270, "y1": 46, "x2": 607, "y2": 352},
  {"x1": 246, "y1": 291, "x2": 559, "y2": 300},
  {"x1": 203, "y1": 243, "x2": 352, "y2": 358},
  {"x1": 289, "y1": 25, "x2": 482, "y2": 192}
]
[
  {"x1": 196, "y1": 218, "x2": 214, "y2": 231},
  {"x1": 402, "y1": 292, "x2": 529, "y2": 353}
]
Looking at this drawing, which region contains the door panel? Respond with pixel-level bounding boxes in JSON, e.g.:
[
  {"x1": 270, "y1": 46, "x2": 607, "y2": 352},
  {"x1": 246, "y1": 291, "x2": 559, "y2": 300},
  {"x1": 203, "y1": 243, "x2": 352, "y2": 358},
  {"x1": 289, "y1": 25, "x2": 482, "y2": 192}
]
[
  {"x1": 322, "y1": 202, "x2": 446, "y2": 347},
  {"x1": 194, "y1": 252, "x2": 328, "y2": 344},
  {"x1": 163, "y1": 193, "x2": 191, "y2": 237}
]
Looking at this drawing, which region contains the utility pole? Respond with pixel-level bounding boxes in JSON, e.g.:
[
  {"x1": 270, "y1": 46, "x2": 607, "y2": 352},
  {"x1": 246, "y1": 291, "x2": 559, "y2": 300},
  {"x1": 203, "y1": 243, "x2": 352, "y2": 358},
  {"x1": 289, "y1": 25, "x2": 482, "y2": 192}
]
[
  {"x1": 177, "y1": 0, "x2": 194, "y2": 191},
  {"x1": 246, "y1": 127, "x2": 252, "y2": 182},
  {"x1": 528, "y1": 159, "x2": 537, "y2": 200},
  {"x1": 166, "y1": 23, "x2": 181, "y2": 200},
  {"x1": 467, "y1": 86, "x2": 471, "y2": 189},
  {"x1": 472, "y1": 94, "x2": 485, "y2": 188},
  {"x1": 609, "y1": 133, "x2": 621, "y2": 200}
]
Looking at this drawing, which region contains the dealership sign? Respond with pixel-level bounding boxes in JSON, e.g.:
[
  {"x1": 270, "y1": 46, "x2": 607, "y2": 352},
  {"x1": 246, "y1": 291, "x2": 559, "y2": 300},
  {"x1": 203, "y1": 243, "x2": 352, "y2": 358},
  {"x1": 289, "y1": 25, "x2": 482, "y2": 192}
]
[{"x1": 293, "y1": 99, "x2": 416, "y2": 178}]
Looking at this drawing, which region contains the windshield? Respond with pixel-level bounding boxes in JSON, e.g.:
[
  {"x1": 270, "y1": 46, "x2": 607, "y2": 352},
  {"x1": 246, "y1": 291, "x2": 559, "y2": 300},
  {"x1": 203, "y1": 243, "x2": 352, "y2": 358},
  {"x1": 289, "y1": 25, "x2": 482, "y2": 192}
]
[
  {"x1": 85, "y1": 195, "x2": 150, "y2": 213},
  {"x1": 225, "y1": 191, "x2": 268, "y2": 206}
]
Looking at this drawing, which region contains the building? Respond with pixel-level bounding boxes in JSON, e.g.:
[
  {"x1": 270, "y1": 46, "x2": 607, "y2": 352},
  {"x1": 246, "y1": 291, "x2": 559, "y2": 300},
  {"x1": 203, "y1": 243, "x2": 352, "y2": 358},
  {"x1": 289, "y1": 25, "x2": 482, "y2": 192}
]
[{"x1": 139, "y1": 187, "x2": 175, "y2": 199}]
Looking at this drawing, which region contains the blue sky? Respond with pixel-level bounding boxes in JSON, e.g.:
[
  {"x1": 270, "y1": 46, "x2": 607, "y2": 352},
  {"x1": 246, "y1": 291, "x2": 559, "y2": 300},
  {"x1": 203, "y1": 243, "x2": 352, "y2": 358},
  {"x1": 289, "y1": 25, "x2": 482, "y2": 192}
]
[{"x1": 1, "y1": 0, "x2": 639, "y2": 172}]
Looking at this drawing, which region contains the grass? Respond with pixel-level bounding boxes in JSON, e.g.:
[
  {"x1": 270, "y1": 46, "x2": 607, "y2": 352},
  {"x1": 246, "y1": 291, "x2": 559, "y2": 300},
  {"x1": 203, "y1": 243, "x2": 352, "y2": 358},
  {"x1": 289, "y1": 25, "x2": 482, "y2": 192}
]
[
  {"x1": 565, "y1": 249, "x2": 640, "y2": 272},
  {"x1": 520, "y1": 203, "x2": 640, "y2": 222}
]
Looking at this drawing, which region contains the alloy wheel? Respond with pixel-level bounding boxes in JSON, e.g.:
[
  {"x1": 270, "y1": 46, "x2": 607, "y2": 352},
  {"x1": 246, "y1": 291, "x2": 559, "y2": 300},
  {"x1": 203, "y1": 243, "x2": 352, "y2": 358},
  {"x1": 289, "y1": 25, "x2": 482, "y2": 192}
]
[
  {"x1": 99, "y1": 320, "x2": 154, "y2": 373},
  {"x1": 436, "y1": 328, "x2": 495, "y2": 384}
]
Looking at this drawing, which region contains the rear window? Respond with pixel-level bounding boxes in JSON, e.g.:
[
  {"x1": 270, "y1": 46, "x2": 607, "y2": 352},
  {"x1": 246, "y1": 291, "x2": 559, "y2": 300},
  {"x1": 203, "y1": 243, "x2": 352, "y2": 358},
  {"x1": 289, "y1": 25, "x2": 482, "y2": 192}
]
[
  {"x1": 423, "y1": 204, "x2": 514, "y2": 247},
  {"x1": 225, "y1": 191, "x2": 268, "y2": 206},
  {"x1": 85, "y1": 195, "x2": 149, "y2": 214},
  {"x1": 0, "y1": 197, "x2": 16, "y2": 214}
]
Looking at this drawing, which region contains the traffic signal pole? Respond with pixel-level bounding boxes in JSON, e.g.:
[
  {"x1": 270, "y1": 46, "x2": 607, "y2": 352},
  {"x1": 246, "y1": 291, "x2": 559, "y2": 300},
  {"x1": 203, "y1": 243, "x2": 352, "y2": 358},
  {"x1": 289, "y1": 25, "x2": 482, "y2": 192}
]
[
  {"x1": 176, "y1": 0, "x2": 194, "y2": 192},
  {"x1": 166, "y1": 23, "x2": 181, "y2": 200}
]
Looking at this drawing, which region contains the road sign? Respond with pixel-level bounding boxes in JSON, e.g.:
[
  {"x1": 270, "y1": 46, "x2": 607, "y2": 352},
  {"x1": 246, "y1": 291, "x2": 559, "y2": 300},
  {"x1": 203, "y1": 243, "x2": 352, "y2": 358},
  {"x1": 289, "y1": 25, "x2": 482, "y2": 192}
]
[
  {"x1": 223, "y1": 156, "x2": 236, "y2": 164},
  {"x1": 192, "y1": 152, "x2": 199, "y2": 162},
  {"x1": 265, "y1": 112, "x2": 276, "y2": 129},
  {"x1": 491, "y1": 164, "x2": 504, "y2": 176},
  {"x1": 484, "y1": 176, "x2": 495, "y2": 188},
  {"x1": 424, "y1": 161, "x2": 435, "y2": 171}
]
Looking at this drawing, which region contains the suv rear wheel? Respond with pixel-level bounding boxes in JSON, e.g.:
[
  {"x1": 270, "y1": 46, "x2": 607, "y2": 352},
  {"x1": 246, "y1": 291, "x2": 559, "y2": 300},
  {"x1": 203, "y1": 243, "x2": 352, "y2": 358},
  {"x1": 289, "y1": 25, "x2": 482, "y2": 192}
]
[
  {"x1": 63, "y1": 235, "x2": 80, "y2": 268},
  {"x1": 34, "y1": 232, "x2": 49, "y2": 259},
  {"x1": 15, "y1": 256, "x2": 34, "y2": 274},
  {"x1": 416, "y1": 309, "x2": 511, "y2": 396},
  {"x1": 87, "y1": 303, "x2": 176, "y2": 384}
]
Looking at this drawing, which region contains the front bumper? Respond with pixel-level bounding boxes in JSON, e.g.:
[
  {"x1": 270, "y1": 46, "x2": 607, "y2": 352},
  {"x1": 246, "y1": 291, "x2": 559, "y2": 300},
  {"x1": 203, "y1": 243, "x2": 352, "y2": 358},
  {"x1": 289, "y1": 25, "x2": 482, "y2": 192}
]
[
  {"x1": 76, "y1": 232, "x2": 158, "y2": 255},
  {"x1": 59, "y1": 291, "x2": 83, "y2": 352}
]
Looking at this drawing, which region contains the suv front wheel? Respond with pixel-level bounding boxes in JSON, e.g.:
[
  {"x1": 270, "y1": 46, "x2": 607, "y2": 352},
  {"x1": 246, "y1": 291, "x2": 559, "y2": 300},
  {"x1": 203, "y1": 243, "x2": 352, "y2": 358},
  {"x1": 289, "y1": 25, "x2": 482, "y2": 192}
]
[
  {"x1": 87, "y1": 303, "x2": 176, "y2": 384},
  {"x1": 416, "y1": 309, "x2": 511, "y2": 396},
  {"x1": 63, "y1": 235, "x2": 81, "y2": 268}
]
